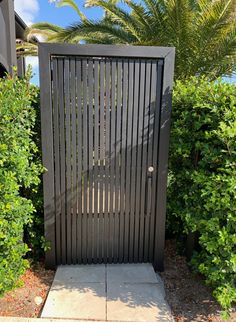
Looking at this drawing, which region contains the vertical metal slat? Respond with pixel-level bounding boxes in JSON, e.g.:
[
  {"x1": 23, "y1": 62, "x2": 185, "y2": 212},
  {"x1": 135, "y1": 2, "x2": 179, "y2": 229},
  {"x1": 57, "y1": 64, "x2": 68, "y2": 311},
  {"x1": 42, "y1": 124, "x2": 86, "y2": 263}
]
[
  {"x1": 65, "y1": 58, "x2": 72, "y2": 264},
  {"x1": 134, "y1": 60, "x2": 145, "y2": 262},
  {"x1": 129, "y1": 60, "x2": 140, "y2": 262},
  {"x1": 142, "y1": 61, "x2": 151, "y2": 262},
  {"x1": 99, "y1": 60, "x2": 105, "y2": 263},
  {"x1": 52, "y1": 58, "x2": 61, "y2": 264},
  {"x1": 119, "y1": 60, "x2": 128, "y2": 262},
  {"x1": 70, "y1": 58, "x2": 77, "y2": 264},
  {"x1": 82, "y1": 59, "x2": 88, "y2": 264},
  {"x1": 87, "y1": 59, "x2": 94, "y2": 264},
  {"x1": 93, "y1": 59, "x2": 99, "y2": 263},
  {"x1": 124, "y1": 60, "x2": 134, "y2": 263},
  {"x1": 58, "y1": 58, "x2": 66, "y2": 264},
  {"x1": 104, "y1": 59, "x2": 111, "y2": 263},
  {"x1": 109, "y1": 59, "x2": 116, "y2": 263},
  {"x1": 114, "y1": 59, "x2": 122, "y2": 263},
  {"x1": 76, "y1": 59, "x2": 83, "y2": 264}
]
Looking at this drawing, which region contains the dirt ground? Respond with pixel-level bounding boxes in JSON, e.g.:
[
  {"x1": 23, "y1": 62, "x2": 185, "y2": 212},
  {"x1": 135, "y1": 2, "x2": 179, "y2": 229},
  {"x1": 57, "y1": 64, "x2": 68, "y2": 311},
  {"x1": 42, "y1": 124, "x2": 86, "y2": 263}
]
[
  {"x1": 0, "y1": 241, "x2": 235, "y2": 321},
  {"x1": 0, "y1": 264, "x2": 54, "y2": 318},
  {"x1": 161, "y1": 240, "x2": 236, "y2": 322}
]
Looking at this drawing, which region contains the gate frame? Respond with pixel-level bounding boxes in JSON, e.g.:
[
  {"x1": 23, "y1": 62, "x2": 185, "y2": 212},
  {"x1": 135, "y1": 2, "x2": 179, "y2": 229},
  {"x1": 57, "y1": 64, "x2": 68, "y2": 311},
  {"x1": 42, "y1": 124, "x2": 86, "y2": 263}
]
[{"x1": 39, "y1": 43, "x2": 175, "y2": 271}]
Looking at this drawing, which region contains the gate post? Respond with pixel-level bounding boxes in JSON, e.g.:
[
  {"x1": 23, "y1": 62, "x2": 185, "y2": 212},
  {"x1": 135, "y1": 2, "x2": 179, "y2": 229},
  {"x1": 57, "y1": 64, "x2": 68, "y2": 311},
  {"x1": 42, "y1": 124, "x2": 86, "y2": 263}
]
[
  {"x1": 39, "y1": 45, "x2": 56, "y2": 268},
  {"x1": 153, "y1": 49, "x2": 175, "y2": 271}
]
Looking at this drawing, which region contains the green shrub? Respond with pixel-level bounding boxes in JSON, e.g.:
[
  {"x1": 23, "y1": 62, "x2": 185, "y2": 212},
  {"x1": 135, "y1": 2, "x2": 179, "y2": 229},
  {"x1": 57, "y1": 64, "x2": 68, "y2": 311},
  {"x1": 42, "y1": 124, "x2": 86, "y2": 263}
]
[
  {"x1": 22, "y1": 89, "x2": 46, "y2": 260},
  {"x1": 0, "y1": 71, "x2": 42, "y2": 294},
  {"x1": 168, "y1": 77, "x2": 236, "y2": 316}
]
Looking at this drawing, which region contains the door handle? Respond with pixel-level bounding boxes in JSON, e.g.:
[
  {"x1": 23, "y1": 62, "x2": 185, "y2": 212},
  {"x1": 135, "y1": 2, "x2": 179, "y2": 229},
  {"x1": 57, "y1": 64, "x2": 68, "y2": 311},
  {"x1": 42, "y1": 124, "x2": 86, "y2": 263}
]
[{"x1": 148, "y1": 166, "x2": 154, "y2": 173}]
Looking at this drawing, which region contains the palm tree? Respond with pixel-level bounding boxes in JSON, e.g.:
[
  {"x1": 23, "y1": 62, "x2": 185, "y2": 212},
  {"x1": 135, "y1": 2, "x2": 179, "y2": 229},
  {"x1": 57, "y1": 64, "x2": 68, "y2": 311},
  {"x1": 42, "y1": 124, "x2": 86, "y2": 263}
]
[{"x1": 17, "y1": 0, "x2": 236, "y2": 80}]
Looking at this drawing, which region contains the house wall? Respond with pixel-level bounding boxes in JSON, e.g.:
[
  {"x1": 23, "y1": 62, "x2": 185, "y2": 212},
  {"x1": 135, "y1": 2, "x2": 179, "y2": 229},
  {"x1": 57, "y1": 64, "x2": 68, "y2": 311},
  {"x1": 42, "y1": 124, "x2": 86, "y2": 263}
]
[
  {"x1": 15, "y1": 13, "x2": 28, "y2": 77},
  {"x1": 0, "y1": 0, "x2": 17, "y2": 75}
]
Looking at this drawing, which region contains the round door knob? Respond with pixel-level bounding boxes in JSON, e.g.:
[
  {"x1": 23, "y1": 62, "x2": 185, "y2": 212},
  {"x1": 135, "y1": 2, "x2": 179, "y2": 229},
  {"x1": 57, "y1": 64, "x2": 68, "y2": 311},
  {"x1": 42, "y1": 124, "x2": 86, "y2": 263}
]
[{"x1": 148, "y1": 166, "x2": 154, "y2": 173}]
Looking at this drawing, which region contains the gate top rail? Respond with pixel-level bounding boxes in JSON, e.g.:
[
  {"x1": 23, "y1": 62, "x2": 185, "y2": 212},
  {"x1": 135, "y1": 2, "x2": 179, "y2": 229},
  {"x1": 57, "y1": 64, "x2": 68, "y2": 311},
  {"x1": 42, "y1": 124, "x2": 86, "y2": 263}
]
[{"x1": 38, "y1": 43, "x2": 175, "y2": 60}]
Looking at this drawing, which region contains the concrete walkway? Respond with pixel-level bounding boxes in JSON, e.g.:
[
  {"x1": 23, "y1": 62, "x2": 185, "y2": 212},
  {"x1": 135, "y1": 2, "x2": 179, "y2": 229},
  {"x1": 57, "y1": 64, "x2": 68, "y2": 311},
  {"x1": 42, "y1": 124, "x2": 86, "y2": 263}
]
[{"x1": 41, "y1": 264, "x2": 173, "y2": 322}]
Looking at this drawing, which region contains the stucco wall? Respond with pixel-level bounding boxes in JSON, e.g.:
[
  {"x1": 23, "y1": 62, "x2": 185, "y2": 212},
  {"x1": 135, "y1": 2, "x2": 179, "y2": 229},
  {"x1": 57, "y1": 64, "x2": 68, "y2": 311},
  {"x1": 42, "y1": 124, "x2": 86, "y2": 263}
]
[{"x1": 0, "y1": 0, "x2": 17, "y2": 74}]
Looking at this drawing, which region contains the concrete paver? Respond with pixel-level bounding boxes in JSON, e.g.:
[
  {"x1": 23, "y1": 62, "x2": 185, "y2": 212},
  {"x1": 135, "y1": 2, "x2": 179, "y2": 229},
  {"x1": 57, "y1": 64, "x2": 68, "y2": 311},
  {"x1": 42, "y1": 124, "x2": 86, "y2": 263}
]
[
  {"x1": 107, "y1": 263, "x2": 158, "y2": 284},
  {"x1": 107, "y1": 282, "x2": 172, "y2": 322},
  {"x1": 41, "y1": 280, "x2": 106, "y2": 320},
  {"x1": 54, "y1": 264, "x2": 106, "y2": 283},
  {"x1": 41, "y1": 266, "x2": 106, "y2": 320}
]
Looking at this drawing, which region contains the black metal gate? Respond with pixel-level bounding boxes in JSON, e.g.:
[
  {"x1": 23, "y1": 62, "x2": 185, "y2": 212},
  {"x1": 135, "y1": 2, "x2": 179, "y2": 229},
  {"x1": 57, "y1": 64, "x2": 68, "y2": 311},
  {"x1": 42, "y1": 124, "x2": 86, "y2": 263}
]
[{"x1": 39, "y1": 44, "x2": 175, "y2": 270}]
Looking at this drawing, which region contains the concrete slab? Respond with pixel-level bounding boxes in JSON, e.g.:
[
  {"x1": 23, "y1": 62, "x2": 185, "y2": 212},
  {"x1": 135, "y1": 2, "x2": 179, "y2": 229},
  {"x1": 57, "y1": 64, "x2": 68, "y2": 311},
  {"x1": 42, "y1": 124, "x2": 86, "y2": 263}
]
[
  {"x1": 107, "y1": 283, "x2": 173, "y2": 322},
  {"x1": 41, "y1": 281, "x2": 106, "y2": 320},
  {"x1": 54, "y1": 264, "x2": 106, "y2": 283},
  {"x1": 107, "y1": 263, "x2": 158, "y2": 284}
]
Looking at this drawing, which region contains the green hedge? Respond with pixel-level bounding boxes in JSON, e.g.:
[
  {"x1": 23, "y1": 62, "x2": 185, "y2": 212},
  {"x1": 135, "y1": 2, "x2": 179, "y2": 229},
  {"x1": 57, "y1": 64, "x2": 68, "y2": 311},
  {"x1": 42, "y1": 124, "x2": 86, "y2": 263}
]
[
  {"x1": 0, "y1": 71, "x2": 42, "y2": 294},
  {"x1": 22, "y1": 89, "x2": 46, "y2": 260},
  {"x1": 168, "y1": 77, "x2": 236, "y2": 316}
]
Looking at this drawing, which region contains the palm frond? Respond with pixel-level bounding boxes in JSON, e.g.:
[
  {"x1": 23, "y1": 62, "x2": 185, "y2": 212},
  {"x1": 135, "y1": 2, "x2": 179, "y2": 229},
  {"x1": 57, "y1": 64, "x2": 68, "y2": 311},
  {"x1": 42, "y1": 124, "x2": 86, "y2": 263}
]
[
  {"x1": 55, "y1": 19, "x2": 136, "y2": 43},
  {"x1": 56, "y1": 0, "x2": 87, "y2": 21},
  {"x1": 16, "y1": 42, "x2": 38, "y2": 56},
  {"x1": 84, "y1": 0, "x2": 142, "y2": 41},
  {"x1": 194, "y1": 0, "x2": 236, "y2": 75},
  {"x1": 123, "y1": 0, "x2": 153, "y2": 33},
  {"x1": 25, "y1": 22, "x2": 64, "y2": 41},
  {"x1": 197, "y1": 0, "x2": 236, "y2": 43}
]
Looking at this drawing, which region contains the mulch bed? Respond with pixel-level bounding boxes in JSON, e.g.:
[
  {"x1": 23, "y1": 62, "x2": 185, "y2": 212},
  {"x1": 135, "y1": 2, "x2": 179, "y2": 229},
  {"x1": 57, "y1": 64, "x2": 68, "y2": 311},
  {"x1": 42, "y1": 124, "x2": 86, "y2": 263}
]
[
  {"x1": 161, "y1": 240, "x2": 236, "y2": 322},
  {"x1": 0, "y1": 264, "x2": 54, "y2": 318},
  {"x1": 0, "y1": 241, "x2": 235, "y2": 321}
]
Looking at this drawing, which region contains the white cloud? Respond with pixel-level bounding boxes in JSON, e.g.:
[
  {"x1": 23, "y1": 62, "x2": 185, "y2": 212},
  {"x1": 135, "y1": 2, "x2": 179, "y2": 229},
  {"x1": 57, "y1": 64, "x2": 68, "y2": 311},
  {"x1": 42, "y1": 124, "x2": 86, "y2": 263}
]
[{"x1": 14, "y1": 0, "x2": 39, "y2": 25}]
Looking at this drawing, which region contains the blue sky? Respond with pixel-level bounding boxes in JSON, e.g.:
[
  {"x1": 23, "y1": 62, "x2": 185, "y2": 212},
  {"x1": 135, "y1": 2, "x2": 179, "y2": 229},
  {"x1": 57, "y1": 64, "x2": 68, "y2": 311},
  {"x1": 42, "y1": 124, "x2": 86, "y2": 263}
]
[
  {"x1": 14, "y1": 0, "x2": 104, "y2": 84},
  {"x1": 14, "y1": 0, "x2": 235, "y2": 84}
]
